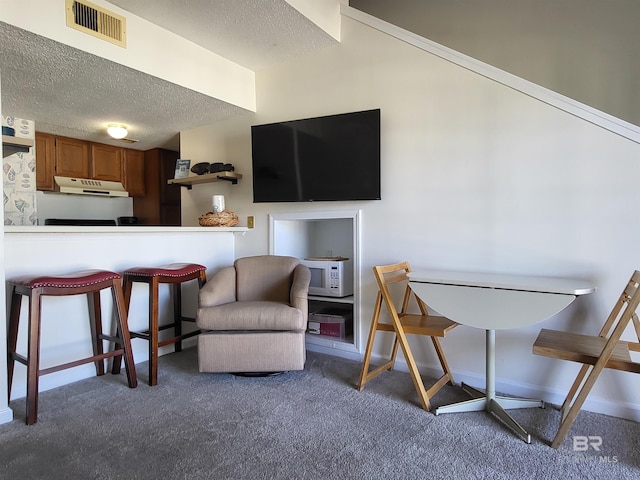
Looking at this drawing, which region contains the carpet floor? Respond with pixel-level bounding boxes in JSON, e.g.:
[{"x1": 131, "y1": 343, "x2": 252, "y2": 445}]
[{"x1": 1, "y1": 348, "x2": 638, "y2": 479}]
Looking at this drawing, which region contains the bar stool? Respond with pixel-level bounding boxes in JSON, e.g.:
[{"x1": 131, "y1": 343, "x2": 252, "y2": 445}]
[
  {"x1": 112, "y1": 263, "x2": 207, "y2": 386},
  {"x1": 6, "y1": 270, "x2": 138, "y2": 425}
]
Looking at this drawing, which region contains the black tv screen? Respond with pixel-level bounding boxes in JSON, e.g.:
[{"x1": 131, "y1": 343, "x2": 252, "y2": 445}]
[{"x1": 251, "y1": 109, "x2": 381, "y2": 202}]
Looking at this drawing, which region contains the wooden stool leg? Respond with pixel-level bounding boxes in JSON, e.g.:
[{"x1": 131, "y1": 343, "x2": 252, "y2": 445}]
[
  {"x1": 111, "y1": 277, "x2": 133, "y2": 375},
  {"x1": 87, "y1": 290, "x2": 105, "y2": 376},
  {"x1": 7, "y1": 286, "x2": 22, "y2": 399},
  {"x1": 173, "y1": 282, "x2": 183, "y2": 353},
  {"x1": 110, "y1": 278, "x2": 137, "y2": 388},
  {"x1": 149, "y1": 277, "x2": 159, "y2": 386},
  {"x1": 26, "y1": 290, "x2": 42, "y2": 425}
]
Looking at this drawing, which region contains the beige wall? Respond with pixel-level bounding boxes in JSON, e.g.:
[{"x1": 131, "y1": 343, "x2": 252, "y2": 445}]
[
  {"x1": 180, "y1": 14, "x2": 640, "y2": 420},
  {"x1": 351, "y1": 0, "x2": 640, "y2": 127}
]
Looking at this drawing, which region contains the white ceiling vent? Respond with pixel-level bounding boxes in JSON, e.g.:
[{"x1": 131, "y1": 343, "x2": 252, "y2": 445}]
[{"x1": 66, "y1": 0, "x2": 127, "y2": 48}]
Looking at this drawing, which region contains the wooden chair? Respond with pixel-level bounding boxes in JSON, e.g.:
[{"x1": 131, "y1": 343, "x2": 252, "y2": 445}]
[
  {"x1": 358, "y1": 261, "x2": 458, "y2": 411},
  {"x1": 533, "y1": 270, "x2": 640, "y2": 448}
]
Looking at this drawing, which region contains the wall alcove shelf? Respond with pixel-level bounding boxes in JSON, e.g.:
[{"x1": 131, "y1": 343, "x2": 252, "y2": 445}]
[
  {"x1": 167, "y1": 171, "x2": 242, "y2": 189},
  {"x1": 2, "y1": 135, "x2": 34, "y2": 158}
]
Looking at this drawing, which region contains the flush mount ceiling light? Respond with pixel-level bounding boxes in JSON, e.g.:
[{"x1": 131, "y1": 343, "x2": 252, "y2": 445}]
[{"x1": 107, "y1": 123, "x2": 128, "y2": 139}]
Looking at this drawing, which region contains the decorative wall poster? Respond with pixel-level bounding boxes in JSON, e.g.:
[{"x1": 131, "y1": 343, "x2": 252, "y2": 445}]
[{"x1": 3, "y1": 116, "x2": 37, "y2": 225}]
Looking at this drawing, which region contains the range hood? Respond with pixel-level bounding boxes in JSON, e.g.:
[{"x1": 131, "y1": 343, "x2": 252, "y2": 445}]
[{"x1": 54, "y1": 176, "x2": 129, "y2": 197}]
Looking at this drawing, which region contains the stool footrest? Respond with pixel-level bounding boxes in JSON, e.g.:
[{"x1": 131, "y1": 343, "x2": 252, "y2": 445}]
[
  {"x1": 130, "y1": 331, "x2": 151, "y2": 340},
  {"x1": 39, "y1": 350, "x2": 126, "y2": 376},
  {"x1": 131, "y1": 321, "x2": 198, "y2": 338},
  {"x1": 10, "y1": 352, "x2": 28, "y2": 366},
  {"x1": 98, "y1": 333, "x2": 122, "y2": 344},
  {"x1": 156, "y1": 330, "x2": 201, "y2": 348}
]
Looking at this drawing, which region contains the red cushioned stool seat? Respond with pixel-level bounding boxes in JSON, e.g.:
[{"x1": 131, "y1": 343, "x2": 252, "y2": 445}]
[
  {"x1": 112, "y1": 263, "x2": 207, "y2": 386},
  {"x1": 6, "y1": 270, "x2": 137, "y2": 425}
]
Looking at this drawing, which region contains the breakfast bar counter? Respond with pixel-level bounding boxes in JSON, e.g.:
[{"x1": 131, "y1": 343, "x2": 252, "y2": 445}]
[
  {"x1": 5, "y1": 225, "x2": 248, "y2": 234},
  {"x1": 3, "y1": 225, "x2": 248, "y2": 403}
]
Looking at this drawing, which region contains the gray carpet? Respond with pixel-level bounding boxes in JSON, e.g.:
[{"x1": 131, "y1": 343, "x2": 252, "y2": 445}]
[{"x1": 1, "y1": 348, "x2": 638, "y2": 479}]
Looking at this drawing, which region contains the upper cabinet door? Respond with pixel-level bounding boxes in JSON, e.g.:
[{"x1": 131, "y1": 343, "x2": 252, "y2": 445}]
[
  {"x1": 55, "y1": 136, "x2": 90, "y2": 178},
  {"x1": 123, "y1": 149, "x2": 145, "y2": 197},
  {"x1": 35, "y1": 132, "x2": 55, "y2": 191},
  {"x1": 91, "y1": 143, "x2": 123, "y2": 182}
]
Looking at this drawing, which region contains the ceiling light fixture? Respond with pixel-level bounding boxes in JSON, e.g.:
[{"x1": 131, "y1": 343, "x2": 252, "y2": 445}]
[{"x1": 107, "y1": 123, "x2": 128, "y2": 139}]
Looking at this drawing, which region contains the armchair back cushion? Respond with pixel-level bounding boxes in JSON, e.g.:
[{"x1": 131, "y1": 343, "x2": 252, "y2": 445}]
[
  {"x1": 196, "y1": 255, "x2": 310, "y2": 331},
  {"x1": 235, "y1": 255, "x2": 299, "y2": 303}
]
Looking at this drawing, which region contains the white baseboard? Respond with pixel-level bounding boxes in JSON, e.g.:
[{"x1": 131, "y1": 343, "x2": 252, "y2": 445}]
[
  {"x1": 306, "y1": 341, "x2": 362, "y2": 362},
  {"x1": 334, "y1": 349, "x2": 640, "y2": 422},
  {"x1": 0, "y1": 405, "x2": 14, "y2": 425}
]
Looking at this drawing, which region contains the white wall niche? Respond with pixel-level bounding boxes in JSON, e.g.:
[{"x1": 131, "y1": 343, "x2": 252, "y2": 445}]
[{"x1": 269, "y1": 210, "x2": 361, "y2": 358}]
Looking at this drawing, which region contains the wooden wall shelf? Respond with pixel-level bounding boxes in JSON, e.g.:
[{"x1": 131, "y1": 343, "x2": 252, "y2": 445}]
[
  {"x1": 2, "y1": 135, "x2": 34, "y2": 157},
  {"x1": 167, "y1": 171, "x2": 242, "y2": 188}
]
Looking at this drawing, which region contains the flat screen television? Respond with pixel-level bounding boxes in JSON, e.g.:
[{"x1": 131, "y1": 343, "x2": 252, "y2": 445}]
[{"x1": 251, "y1": 109, "x2": 381, "y2": 203}]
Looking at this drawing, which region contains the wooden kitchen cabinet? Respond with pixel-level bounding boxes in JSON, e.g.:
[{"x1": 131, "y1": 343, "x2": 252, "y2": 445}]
[
  {"x1": 55, "y1": 136, "x2": 90, "y2": 179},
  {"x1": 133, "y1": 148, "x2": 180, "y2": 225},
  {"x1": 90, "y1": 143, "x2": 123, "y2": 182},
  {"x1": 123, "y1": 149, "x2": 145, "y2": 197},
  {"x1": 35, "y1": 132, "x2": 55, "y2": 191},
  {"x1": 35, "y1": 132, "x2": 146, "y2": 196}
]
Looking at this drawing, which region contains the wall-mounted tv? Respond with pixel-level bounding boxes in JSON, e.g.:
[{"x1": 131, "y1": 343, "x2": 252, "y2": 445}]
[{"x1": 251, "y1": 109, "x2": 381, "y2": 203}]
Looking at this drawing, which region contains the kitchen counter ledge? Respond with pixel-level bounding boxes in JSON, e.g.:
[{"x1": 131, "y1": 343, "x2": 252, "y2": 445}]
[{"x1": 5, "y1": 225, "x2": 249, "y2": 235}]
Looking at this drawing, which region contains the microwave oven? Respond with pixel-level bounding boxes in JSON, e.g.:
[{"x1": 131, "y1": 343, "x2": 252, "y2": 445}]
[{"x1": 300, "y1": 258, "x2": 353, "y2": 298}]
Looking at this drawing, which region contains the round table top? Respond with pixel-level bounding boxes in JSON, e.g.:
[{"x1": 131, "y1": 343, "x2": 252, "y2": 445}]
[{"x1": 408, "y1": 270, "x2": 596, "y2": 330}]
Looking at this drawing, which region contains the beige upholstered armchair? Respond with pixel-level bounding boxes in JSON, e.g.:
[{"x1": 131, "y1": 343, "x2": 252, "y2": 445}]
[{"x1": 196, "y1": 255, "x2": 310, "y2": 374}]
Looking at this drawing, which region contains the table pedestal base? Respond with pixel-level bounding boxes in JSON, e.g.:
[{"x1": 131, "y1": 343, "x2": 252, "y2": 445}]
[
  {"x1": 434, "y1": 382, "x2": 544, "y2": 443},
  {"x1": 434, "y1": 330, "x2": 544, "y2": 444}
]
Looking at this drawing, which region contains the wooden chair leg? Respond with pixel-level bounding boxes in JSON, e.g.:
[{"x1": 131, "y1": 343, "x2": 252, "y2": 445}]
[
  {"x1": 173, "y1": 283, "x2": 183, "y2": 353},
  {"x1": 148, "y1": 278, "x2": 159, "y2": 386},
  {"x1": 111, "y1": 277, "x2": 133, "y2": 375},
  {"x1": 26, "y1": 290, "x2": 42, "y2": 426},
  {"x1": 559, "y1": 363, "x2": 591, "y2": 422},
  {"x1": 358, "y1": 293, "x2": 395, "y2": 390},
  {"x1": 430, "y1": 337, "x2": 456, "y2": 386},
  {"x1": 551, "y1": 364, "x2": 602, "y2": 448},
  {"x1": 402, "y1": 353, "x2": 431, "y2": 410},
  {"x1": 6, "y1": 286, "x2": 21, "y2": 399},
  {"x1": 110, "y1": 279, "x2": 137, "y2": 388},
  {"x1": 87, "y1": 290, "x2": 105, "y2": 376},
  {"x1": 393, "y1": 323, "x2": 432, "y2": 411}
]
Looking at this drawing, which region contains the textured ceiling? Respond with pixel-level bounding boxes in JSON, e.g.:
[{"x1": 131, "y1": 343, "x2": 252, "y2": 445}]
[
  {"x1": 108, "y1": 0, "x2": 337, "y2": 71},
  {"x1": 0, "y1": 1, "x2": 337, "y2": 151}
]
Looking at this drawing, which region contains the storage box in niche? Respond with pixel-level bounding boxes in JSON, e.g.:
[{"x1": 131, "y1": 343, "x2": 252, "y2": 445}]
[{"x1": 308, "y1": 306, "x2": 353, "y2": 339}]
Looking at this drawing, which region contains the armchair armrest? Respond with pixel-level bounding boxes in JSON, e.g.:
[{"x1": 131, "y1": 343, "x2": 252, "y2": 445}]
[
  {"x1": 199, "y1": 266, "x2": 237, "y2": 307},
  {"x1": 290, "y1": 264, "x2": 311, "y2": 320}
]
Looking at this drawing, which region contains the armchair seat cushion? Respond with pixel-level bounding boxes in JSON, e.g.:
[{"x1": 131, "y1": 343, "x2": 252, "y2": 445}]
[{"x1": 196, "y1": 301, "x2": 306, "y2": 331}]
